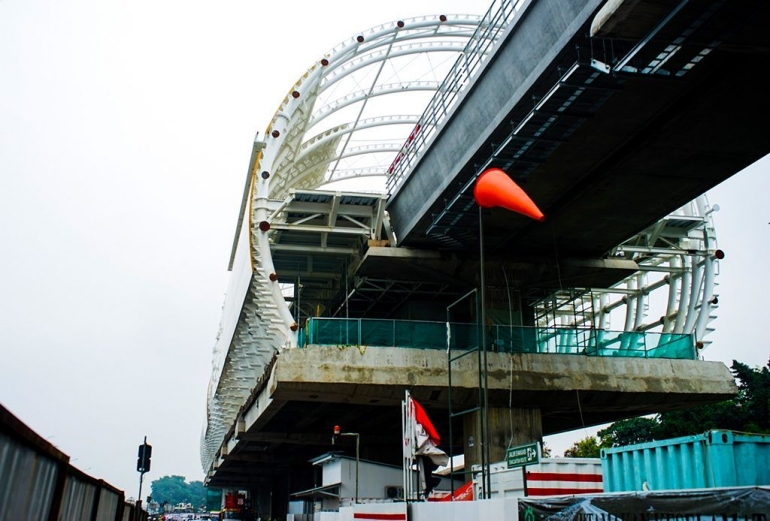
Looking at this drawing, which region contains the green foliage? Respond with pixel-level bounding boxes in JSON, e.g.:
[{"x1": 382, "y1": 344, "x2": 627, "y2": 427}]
[
  {"x1": 657, "y1": 400, "x2": 743, "y2": 438},
  {"x1": 541, "y1": 441, "x2": 552, "y2": 458},
  {"x1": 597, "y1": 358, "x2": 770, "y2": 448},
  {"x1": 598, "y1": 416, "x2": 658, "y2": 448},
  {"x1": 655, "y1": 359, "x2": 770, "y2": 437},
  {"x1": 150, "y1": 476, "x2": 206, "y2": 507},
  {"x1": 563, "y1": 436, "x2": 601, "y2": 458},
  {"x1": 731, "y1": 359, "x2": 770, "y2": 433}
]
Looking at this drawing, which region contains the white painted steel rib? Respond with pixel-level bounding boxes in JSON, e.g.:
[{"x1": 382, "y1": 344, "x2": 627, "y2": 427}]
[
  {"x1": 298, "y1": 115, "x2": 421, "y2": 161},
  {"x1": 634, "y1": 273, "x2": 646, "y2": 331},
  {"x1": 664, "y1": 258, "x2": 681, "y2": 333},
  {"x1": 202, "y1": 16, "x2": 486, "y2": 472},
  {"x1": 682, "y1": 257, "x2": 703, "y2": 334},
  {"x1": 670, "y1": 257, "x2": 688, "y2": 334},
  {"x1": 311, "y1": 83, "x2": 441, "y2": 125}
]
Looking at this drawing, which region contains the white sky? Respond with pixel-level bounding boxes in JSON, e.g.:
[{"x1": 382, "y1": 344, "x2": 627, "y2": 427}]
[{"x1": 1, "y1": 0, "x2": 768, "y2": 498}]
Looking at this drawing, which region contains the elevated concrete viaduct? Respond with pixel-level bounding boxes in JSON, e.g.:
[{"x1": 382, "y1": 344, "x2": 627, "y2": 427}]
[
  {"x1": 206, "y1": 348, "x2": 735, "y2": 491},
  {"x1": 202, "y1": 0, "x2": 769, "y2": 515}
]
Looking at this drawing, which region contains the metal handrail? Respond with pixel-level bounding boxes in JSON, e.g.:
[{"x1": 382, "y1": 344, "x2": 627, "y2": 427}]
[
  {"x1": 301, "y1": 317, "x2": 697, "y2": 360},
  {"x1": 386, "y1": 0, "x2": 529, "y2": 194}
]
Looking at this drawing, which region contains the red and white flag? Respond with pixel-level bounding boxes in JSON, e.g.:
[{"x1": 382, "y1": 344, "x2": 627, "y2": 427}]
[
  {"x1": 410, "y1": 397, "x2": 448, "y2": 466},
  {"x1": 403, "y1": 391, "x2": 449, "y2": 500}
]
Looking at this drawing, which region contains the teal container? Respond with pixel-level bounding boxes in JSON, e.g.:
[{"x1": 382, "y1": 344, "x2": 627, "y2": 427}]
[{"x1": 600, "y1": 430, "x2": 770, "y2": 492}]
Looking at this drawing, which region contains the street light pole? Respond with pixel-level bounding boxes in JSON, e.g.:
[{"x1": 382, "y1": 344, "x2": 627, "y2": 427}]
[
  {"x1": 478, "y1": 205, "x2": 491, "y2": 499},
  {"x1": 472, "y1": 167, "x2": 545, "y2": 500},
  {"x1": 333, "y1": 426, "x2": 360, "y2": 504}
]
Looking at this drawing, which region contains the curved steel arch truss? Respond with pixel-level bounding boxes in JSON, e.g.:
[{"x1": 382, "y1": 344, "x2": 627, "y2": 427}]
[
  {"x1": 201, "y1": 14, "x2": 485, "y2": 472},
  {"x1": 530, "y1": 195, "x2": 721, "y2": 352}
]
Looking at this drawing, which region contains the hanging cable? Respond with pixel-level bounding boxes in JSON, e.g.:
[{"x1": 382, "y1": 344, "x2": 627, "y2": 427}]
[
  {"x1": 503, "y1": 263, "x2": 516, "y2": 449},
  {"x1": 552, "y1": 225, "x2": 564, "y2": 291},
  {"x1": 576, "y1": 389, "x2": 588, "y2": 438}
]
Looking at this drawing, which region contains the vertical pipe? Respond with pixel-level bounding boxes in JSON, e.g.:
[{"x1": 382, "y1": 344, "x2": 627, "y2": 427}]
[
  {"x1": 345, "y1": 262, "x2": 349, "y2": 319},
  {"x1": 296, "y1": 273, "x2": 301, "y2": 329},
  {"x1": 445, "y1": 301, "x2": 453, "y2": 497},
  {"x1": 402, "y1": 397, "x2": 407, "y2": 501}
]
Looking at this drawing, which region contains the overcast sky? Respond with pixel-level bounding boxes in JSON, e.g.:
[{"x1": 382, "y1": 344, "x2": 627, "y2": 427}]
[{"x1": 1, "y1": 0, "x2": 768, "y2": 498}]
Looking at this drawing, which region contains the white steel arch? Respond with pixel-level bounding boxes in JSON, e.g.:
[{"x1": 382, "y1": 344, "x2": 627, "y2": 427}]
[{"x1": 201, "y1": 14, "x2": 486, "y2": 472}]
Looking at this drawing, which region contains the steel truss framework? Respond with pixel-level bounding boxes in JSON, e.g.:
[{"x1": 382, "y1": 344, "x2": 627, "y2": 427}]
[
  {"x1": 202, "y1": 0, "x2": 723, "y2": 475},
  {"x1": 202, "y1": 14, "x2": 486, "y2": 472}
]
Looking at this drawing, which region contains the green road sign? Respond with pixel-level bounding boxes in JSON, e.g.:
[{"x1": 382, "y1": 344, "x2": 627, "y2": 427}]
[{"x1": 507, "y1": 442, "x2": 539, "y2": 469}]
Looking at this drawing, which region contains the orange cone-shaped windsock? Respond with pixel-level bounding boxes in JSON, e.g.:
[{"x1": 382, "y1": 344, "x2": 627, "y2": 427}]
[{"x1": 473, "y1": 168, "x2": 545, "y2": 222}]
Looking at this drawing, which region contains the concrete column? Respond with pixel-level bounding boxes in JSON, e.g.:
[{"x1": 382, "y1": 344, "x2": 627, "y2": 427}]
[{"x1": 463, "y1": 406, "x2": 542, "y2": 472}]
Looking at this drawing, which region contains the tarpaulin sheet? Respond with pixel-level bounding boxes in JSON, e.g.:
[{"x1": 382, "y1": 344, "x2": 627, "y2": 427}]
[{"x1": 518, "y1": 486, "x2": 770, "y2": 520}]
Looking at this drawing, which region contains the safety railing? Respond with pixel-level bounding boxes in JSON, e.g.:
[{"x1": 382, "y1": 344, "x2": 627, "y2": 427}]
[
  {"x1": 386, "y1": 0, "x2": 529, "y2": 194},
  {"x1": 299, "y1": 318, "x2": 696, "y2": 360}
]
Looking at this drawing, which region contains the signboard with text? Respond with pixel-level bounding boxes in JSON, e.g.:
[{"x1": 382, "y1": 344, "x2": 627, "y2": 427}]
[{"x1": 507, "y1": 442, "x2": 539, "y2": 469}]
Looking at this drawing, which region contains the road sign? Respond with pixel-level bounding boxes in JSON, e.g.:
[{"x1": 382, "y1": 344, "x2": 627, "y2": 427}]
[{"x1": 506, "y1": 442, "x2": 539, "y2": 469}]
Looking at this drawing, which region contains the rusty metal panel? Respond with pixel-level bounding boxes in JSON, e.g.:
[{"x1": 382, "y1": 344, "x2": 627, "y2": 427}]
[
  {"x1": 58, "y1": 475, "x2": 97, "y2": 521},
  {"x1": 0, "y1": 431, "x2": 59, "y2": 521},
  {"x1": 95, "y1": 487, "x2": 121, "y2": 521}
]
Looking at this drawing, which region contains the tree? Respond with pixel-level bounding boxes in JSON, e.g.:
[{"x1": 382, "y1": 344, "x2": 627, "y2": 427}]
[
  {"x1": 563, "y1": 436, "x2": 601, "y2": 458},
  {"x1": 655, "y1": 400, "x2": 743, "y2": 438},
  {"x1": 655, "y1": 359, "x2": 770, "y2": 437},
  {"x1": 598, "y1": 416, "x2": 659, "y2": 448},
  {"x1": 731, "y1": 359, "x2": 770, "y2": 433},
  {"x1": 151, "y1": 476, "x2": 206, "y2": 507}
]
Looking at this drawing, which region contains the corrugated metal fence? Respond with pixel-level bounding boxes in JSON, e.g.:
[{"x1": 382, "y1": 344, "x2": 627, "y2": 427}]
[{"x1": 1, "y1": 403, "x2": 146, "y2": 521}]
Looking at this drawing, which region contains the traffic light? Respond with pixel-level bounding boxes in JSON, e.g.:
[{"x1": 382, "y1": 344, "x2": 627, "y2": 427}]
[{"x1": 137, "y1": 442, "x2": 152, "y2": 473}]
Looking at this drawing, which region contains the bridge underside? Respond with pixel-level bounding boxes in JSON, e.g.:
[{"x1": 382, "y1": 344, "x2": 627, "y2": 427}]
[
  {"x1": 206, "y1": 348, "x2": 735, "y2": 489},
  {"x1": 389, "y1": 0, "x2": 770, "y2": 258}
]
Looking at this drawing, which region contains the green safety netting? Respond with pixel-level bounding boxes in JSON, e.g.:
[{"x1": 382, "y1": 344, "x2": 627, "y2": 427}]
[{"x1": 300, "y1": 319, "x2": 695, "y2": 360}]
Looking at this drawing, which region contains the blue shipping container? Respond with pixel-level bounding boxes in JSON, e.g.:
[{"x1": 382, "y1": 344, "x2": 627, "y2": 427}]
[{"x1": 600, "y1": 429, "x2": 770, "y2": 492}]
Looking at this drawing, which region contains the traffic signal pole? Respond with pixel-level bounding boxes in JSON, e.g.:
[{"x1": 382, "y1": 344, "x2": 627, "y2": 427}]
[
  {"x1": 137, "y1": 436, "x2": 152, "y2": 514},
  {"x1": 137, "y1": 472, "x2": 144, "y2": 514}
]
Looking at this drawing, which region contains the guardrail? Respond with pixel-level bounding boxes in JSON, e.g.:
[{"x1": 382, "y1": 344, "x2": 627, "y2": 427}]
[
  {"x1": 386, "y1": 0, "x2": 529, "y2": 194},
  {"x1": 0, "y1": 403, "x2": 147, "y2": 521},
  {"x1": 299, "y1": 318, "x2": 696, "y2": 360}
]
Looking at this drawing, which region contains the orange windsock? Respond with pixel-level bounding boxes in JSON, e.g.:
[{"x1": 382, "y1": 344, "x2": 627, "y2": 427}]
[{"x1": 473, "y1": 168, "x2": 545, "y2": 222}]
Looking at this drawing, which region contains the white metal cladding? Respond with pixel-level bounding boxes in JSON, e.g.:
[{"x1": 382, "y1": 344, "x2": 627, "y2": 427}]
[
  {"x1": 0, "y1": 432, "x2": 58, "y2": 521},
  {"x1": 201, "y1": 14, "x2": 486, "y2": 472}
]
